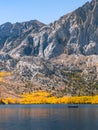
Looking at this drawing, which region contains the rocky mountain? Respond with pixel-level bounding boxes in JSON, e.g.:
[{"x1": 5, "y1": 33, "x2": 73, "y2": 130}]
[
  {"x1": 0, "y1": 0, "x2": 98, "y2": 97},
  {"x1": 0, "y1": 0, "x2": 98, "y2": 60}
]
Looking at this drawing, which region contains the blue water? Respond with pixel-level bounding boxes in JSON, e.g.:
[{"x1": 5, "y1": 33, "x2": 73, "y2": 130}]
[{"x1": 0, "y1": 104, "x2": 98, "y2": 130}]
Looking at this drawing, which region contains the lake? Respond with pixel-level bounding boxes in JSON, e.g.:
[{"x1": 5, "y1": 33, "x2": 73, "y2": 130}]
[{"x1": 0, "y1": 104, "x2": 98, "y2": 130}]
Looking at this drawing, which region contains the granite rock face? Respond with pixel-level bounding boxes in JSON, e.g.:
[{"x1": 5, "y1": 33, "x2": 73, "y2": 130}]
[
  {"x1": 0, "y1": 20, "x2": 45, "y2": 58},
  {"x1": 0, "y1": 0, "x2": 98, "y2": 60}
]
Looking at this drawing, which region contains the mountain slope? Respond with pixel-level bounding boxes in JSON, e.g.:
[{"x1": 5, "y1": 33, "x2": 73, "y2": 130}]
[{"x1": 0, "y1": 0, "x2": 98, "y2": 97}]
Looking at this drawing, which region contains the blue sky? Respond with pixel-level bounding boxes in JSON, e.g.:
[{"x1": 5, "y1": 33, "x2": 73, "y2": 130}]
[{"x1": 0, "y1": 0, "x2": 90, "y2": 25}]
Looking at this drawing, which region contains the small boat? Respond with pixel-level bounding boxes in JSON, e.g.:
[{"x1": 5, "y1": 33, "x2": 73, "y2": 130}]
[{"x1": 68, "y1": 105, "x2": 78, "y2": 108}]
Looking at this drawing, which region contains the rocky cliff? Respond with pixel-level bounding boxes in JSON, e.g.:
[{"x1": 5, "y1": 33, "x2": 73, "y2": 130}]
[
  {"x1": 0, "y1": 0, "x2": 98, "y2": 60},
  {"x1": 0, "y1": 0, "x2": 98, "y2": 97}
]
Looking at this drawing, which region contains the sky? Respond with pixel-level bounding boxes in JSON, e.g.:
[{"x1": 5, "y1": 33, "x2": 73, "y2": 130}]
[{"x1": 0, "y1": 0, "x2": 90, "y2": 25}]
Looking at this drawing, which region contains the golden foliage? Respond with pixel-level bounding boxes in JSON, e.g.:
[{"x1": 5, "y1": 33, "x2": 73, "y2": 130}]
[
  {"x1": 0, "y1": 98, "x2": 20, "y2": 104},
  {"x1": 0, "y1": 72, "x2": 10, "y2": 77},
  {"x1": 0, "y1": 72, "x2": 11, "y2": 81},
  {"x1": 0, "y1": 91, "x2": 98, "y2": 104},
  {"x1": 20, "y1": 91, "x2": 98, "y2": 104}
]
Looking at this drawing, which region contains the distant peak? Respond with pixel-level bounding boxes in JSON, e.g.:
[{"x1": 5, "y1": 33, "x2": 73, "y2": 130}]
[
  {"x1": 0, "y1": 22, "x2": 12, "y2": 26},
  {"x1": 93, "y1": 0, "x2": 98, "y2": 2}
]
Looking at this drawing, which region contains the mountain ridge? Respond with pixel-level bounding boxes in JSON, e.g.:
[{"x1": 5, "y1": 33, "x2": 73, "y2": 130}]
[
  {"x1": 0, "y1": 0, "x2": 98, "y2": 60},
  {"x1": 0, "y1": 0, "x2": 98, "y2": 59}
]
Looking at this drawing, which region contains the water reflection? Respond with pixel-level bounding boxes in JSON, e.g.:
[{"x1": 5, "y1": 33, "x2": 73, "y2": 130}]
[{"x1": 0, "y1": 105, "x2": 98, "y2": 130}]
